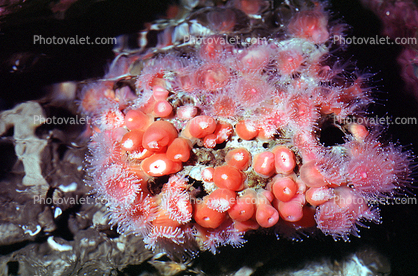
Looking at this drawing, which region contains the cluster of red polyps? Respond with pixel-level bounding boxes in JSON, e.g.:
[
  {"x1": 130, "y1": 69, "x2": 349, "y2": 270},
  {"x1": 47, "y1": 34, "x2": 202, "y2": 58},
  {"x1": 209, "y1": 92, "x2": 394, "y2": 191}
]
[{"x1": 81, "y1": 1, "x2": 413, "y2": 260}]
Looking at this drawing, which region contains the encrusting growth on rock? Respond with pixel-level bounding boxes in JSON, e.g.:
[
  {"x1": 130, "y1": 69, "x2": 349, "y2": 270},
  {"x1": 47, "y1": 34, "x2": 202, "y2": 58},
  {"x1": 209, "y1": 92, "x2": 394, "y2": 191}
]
[{"x1": 80, "y1": 0, "x2": 414, "y2": 260}]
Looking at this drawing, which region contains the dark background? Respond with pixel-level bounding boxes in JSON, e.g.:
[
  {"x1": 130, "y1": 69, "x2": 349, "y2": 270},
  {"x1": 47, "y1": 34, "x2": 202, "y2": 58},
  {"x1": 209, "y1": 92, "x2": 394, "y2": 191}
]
[{"x1": 329, "y1": 1, "x2": 418, "y2": 275}]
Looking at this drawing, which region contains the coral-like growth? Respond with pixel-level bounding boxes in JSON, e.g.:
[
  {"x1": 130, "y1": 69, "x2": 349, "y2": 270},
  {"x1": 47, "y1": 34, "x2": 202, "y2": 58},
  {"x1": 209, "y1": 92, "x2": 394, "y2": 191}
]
[{"x1": 81, "y1": 0, "x2": 414, "y2": 260}]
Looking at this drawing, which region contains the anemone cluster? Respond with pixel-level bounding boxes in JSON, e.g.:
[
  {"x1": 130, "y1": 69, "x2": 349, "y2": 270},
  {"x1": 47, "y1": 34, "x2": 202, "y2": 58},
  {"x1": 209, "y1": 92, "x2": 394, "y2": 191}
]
[{"x1": 80, "y1": 0, "x2": 413, "y2": 260}]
